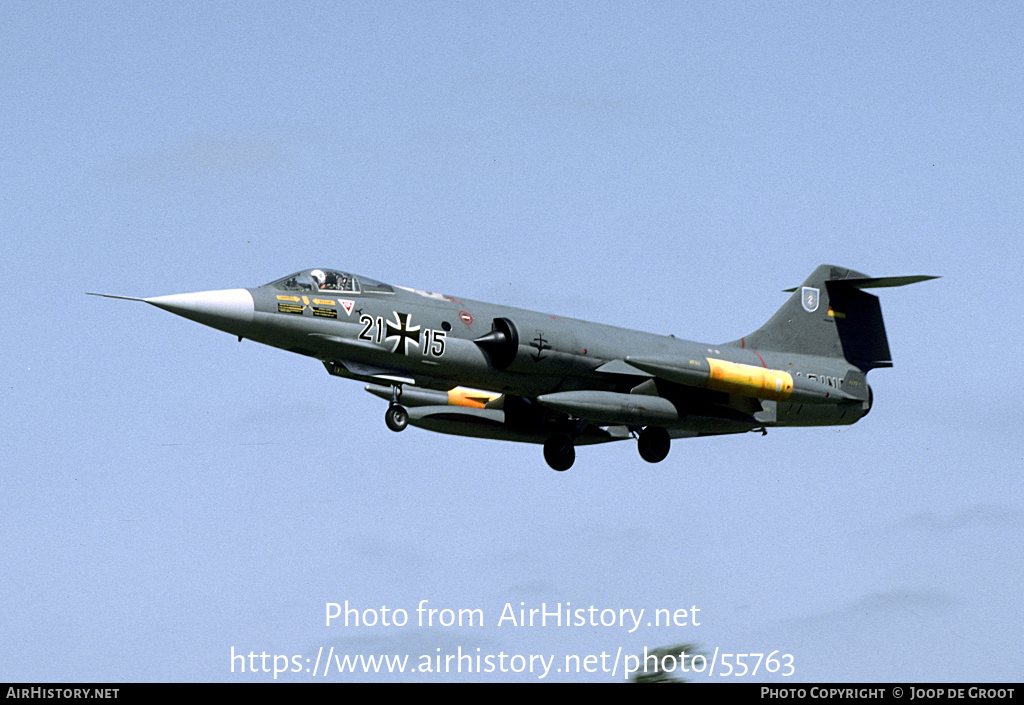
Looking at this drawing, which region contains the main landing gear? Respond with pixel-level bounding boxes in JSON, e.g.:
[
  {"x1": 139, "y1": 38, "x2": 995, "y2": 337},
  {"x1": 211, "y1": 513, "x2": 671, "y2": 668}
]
[
  {"x1": 637, "y1": 426, "x2": 670, "y2": 463},
  {"x1": 543, "y1": 433, "x2": 575, "y2": 471},
  {"x1": 384, "y1": 385, "x2": 408, "y2": 432},
  {"x1": 542, "y1": 426, "x2": 672, "y2": 471}
]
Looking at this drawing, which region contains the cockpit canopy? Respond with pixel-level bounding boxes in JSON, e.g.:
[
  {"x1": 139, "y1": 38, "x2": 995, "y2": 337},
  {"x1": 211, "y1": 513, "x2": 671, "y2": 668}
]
[{"x1": 264, "y1": 269, "x2": 393, "y2": 295}]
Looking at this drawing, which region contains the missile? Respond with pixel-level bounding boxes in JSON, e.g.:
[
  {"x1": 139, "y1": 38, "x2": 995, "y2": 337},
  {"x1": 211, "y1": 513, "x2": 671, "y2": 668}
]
[
  {"x1": 625, "y1": 356, "x2": 858, "y2": 404},
  {"x1": 364, "y1": 383, "x2": 502, "y2": 409}
]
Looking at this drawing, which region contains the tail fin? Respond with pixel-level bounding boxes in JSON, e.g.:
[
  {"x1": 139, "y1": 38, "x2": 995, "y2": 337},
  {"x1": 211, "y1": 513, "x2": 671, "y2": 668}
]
[{"x1": 735, "y1": 265, "x2": 938, "y2": 371}]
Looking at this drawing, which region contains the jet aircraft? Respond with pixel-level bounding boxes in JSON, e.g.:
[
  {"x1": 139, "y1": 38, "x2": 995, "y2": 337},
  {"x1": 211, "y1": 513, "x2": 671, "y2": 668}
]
[{"x1": 90, "y1": 265, "x2": 936, "y2": 470}]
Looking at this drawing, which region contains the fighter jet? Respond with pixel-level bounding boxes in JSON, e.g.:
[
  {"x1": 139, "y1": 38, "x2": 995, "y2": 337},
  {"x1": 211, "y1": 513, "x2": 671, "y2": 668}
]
[{"x1": 90, "y1": 265, "x2": 936, "y2": 470}]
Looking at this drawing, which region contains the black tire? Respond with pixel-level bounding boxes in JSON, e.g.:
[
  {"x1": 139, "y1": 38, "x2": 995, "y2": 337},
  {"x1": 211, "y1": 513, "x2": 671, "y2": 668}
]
[
  {"x1": 543, "y1": 433, "x2": 575, "y2": 471},
  {"x1": 638, "y1": 426, "x2": 670, "y2": 463},
  {"x1": 385, "y1": 405, "x2": 409, "y2": 432}
]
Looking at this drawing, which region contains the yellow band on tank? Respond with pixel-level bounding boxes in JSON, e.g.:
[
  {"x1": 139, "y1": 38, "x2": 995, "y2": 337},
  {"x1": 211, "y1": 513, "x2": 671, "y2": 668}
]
[
  {"x1": 706, "y1": 358, "x2": 794, "y2": 401},
  {"x1": 447, "y1": 387, "x2": 502, "y2": 409}
]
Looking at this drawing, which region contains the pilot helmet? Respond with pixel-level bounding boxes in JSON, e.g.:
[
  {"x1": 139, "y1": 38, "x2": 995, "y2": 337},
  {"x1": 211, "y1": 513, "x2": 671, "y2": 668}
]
[{"x1": 310, "y1": 269, "x2": 326, "y2": 287}]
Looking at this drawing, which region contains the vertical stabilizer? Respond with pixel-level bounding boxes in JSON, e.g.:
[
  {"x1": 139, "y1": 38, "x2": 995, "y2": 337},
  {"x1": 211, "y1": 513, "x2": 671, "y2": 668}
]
[{"x1": 734, "y1": 265, "x2": 937, "y2": 371}]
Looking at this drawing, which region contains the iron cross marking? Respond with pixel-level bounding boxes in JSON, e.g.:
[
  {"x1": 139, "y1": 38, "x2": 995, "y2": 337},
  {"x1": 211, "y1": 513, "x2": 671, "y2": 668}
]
[{"x1": 385, "y1": 312, "x2": 421, "y2": 355}]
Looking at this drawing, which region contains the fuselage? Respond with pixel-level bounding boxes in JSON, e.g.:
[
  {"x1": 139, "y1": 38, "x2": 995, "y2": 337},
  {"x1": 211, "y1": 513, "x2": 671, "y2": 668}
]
[
  {"x1": 94, "y1": 263, "x2": 938, "y2": 469},
  {"x1": 145, "y1": 268, "x2": 871, "y2": 435}
]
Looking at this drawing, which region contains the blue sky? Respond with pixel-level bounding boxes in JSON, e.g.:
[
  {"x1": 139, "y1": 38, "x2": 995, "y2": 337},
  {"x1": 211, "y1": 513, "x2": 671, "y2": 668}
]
[{"x1": 3, "y1": 2, "x2": 1021, "y2": 682}]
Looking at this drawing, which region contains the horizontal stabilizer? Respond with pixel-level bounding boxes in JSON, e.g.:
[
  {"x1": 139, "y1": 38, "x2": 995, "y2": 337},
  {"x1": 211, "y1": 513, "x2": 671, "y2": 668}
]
[{"x1": 783, "y1": 274, "x2": 939, "y2": 292}]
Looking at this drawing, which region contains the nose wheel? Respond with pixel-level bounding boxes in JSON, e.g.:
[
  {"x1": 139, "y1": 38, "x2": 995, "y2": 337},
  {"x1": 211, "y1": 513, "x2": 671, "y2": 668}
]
[{"x1": 385, "y1": 404, "x2": 409, "y2": 432}]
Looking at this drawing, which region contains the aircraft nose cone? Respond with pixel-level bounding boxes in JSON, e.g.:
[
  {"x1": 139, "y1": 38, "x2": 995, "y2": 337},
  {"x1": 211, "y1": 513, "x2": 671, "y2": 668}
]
[{"x1": 145, "y1": 289, "x2": 255, "y2": 335}]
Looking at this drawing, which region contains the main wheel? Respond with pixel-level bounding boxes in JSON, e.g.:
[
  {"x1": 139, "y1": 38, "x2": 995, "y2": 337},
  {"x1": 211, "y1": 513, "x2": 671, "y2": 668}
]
[
  {"x1": 637, "y1": 426, "x2": 670, "y2": 463},
  {"x1": 543, "y1": 433, "x2": 575, "y2": 471},
  {"x1": 385, "y1": 405, "x2": 409, "y2": 432}
]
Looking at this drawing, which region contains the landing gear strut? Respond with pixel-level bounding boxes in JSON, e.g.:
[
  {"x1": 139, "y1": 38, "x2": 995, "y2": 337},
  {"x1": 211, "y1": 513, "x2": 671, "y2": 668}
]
[
  {"x1": 637, "y1": 426, "x2": 670, "y2": 463},
  {"x1": 543, "y1": 433, "x2": 575, "y2": 471}
]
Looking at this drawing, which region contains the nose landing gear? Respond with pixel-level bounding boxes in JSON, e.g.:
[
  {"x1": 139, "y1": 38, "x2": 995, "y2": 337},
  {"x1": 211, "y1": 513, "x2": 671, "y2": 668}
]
[{"x1": 384, "y1": 384, "x2": 408, "y2": 432}]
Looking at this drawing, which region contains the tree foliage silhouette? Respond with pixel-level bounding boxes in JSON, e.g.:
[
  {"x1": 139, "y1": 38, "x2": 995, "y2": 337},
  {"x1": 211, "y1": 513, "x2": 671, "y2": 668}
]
[{"x1": 631, "y1": 643, "x2": 706, "y2": 683}]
